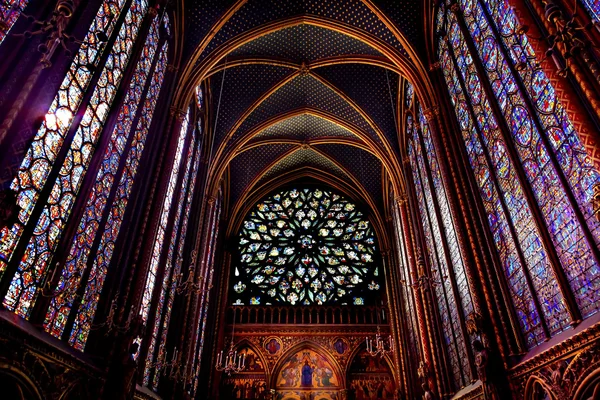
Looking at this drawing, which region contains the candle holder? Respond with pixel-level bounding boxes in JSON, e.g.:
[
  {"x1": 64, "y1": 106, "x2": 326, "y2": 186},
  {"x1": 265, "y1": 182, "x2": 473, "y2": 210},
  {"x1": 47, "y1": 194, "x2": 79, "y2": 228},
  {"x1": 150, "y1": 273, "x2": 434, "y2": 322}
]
[
  {"x1": 215, "y1": 340, "x2": 246, "y2": 375},
  {"x1": 365, "y1": 325, "x2": 394, "y2": 358}
]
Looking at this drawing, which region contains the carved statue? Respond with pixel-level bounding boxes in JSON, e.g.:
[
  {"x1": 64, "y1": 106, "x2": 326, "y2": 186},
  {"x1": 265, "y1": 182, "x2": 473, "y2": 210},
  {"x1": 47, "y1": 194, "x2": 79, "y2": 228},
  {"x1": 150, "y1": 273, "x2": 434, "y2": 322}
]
[
  {"x1": 417, "y1": 361, "x2": 434, "y2": 400},
  {"x1": 473, "y1": 340, "x2": 499, "y2": 400}
]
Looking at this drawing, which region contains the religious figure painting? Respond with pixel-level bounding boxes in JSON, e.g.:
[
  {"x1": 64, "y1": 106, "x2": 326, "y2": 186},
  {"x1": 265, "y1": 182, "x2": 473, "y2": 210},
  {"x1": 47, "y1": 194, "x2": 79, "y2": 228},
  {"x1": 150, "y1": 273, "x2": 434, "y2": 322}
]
[
  {"x1": 276, "y1": 349, "x2": 339, "y2": 389},
  {"x1": 239, "y1": 347, "x2": 265, "y2": 372}
]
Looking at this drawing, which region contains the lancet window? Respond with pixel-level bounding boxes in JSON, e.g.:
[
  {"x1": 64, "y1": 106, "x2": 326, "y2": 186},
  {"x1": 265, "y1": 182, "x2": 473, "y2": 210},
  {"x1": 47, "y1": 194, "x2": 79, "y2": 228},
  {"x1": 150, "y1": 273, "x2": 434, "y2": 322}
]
[
  {"x1": 436, "y1": 0, "x2": 600, "y2": 348},
  {"x1": 0, "y1": 0, "x2": 171, "y2": 352}
]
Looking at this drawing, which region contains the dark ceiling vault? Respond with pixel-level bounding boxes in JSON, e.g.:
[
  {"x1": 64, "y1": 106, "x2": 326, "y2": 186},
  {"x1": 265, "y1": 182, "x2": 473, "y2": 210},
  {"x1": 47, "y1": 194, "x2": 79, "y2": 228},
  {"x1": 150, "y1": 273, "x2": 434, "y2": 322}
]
[{"x1": 180, "y1": 0, "x2": 428, "y2": 224}]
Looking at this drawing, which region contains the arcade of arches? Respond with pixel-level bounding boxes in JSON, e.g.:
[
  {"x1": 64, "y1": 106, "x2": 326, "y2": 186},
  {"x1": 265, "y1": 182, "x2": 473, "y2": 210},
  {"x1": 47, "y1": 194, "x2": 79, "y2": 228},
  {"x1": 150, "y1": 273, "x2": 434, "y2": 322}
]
[{"x1": 1, "y1": 0, "x2": 600, "y2": 399}]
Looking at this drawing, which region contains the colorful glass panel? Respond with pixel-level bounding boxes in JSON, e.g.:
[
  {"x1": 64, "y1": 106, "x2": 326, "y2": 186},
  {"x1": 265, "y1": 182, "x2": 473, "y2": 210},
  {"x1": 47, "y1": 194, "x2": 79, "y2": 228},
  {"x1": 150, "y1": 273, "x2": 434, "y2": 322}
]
[
  {"x1": 407, "y1": 116, "x2": 469, "y2": 389},
  {"x1": 43, "y1": 15, "x2": 162, "y2": 342},
  {"x1": 474, "y1": 0, "x2": 600, "y2": 318},
  {"x1": 4, "y1": 0, "x2": 148, "y2": 318},
  {"x1": 139, "y1": 108, "x2": 191, "y2": 325},
  {"x1": 1, "y1": 0, "x2": 126, "y2": 278},
  {"x1": 0, "y1": 0, "x2": 28, "y2": 44},
  {"x1": 67, "y1": 40, "x2": 169, "y2": 350},
  {"x1": 234, "y1": 188, "x2": 380, "y2": 306},
  {"x1": 191, "y1": 197, "x2": 221, "y2": 396},
  {"x1": 145, "y1": 127, "x2": 199, "y2": 387},
  {"x1": 582, "y1": 0, "x2": 600, "y2": 22}
]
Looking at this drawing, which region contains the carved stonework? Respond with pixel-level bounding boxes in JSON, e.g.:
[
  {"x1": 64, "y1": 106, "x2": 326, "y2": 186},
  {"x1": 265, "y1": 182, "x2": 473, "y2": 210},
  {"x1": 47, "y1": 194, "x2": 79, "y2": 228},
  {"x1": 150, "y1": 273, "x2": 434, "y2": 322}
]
[
  {"x1": 0, "y1": 311, "x2": 104, "y2": 399},
  {"x1": 509, "y1": 321, "x2": 600, "y2": 399},
  {"x1": 593, "y1": 182, "x2": 600, "y2": 222}
]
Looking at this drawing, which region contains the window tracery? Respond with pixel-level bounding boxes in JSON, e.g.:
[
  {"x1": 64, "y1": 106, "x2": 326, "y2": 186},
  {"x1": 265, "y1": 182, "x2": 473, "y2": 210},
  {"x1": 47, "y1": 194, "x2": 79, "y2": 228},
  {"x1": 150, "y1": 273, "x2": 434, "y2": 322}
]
[
  {"x1": 437, "y1": 0, "x2": 600, "y2": 348},
  {"x1": 233, "y1": 188, "x2": 381, "y2": 306}
]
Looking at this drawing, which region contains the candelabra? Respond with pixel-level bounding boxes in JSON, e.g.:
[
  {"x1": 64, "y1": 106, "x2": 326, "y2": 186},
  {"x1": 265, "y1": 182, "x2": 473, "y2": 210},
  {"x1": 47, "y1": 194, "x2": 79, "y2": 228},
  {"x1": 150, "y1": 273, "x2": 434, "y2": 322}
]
[
  {"x1": 175, "y1": 272, "x2": 209, "y2": 296},
  {"x1": 215, "y1": 340, "x2": 246, "y2": 375},
  {"x1": 40, "y1": 262, "x2": 83, "y2": 298},
  {"x1": 215, "y1": 306, "x2": 245, "y2": 375},
  {"x1": 5, "y1": 0, "x2": 111, "y2": 68},
  {"x1": 91, "y1": 294, "x2": 134, "y2": 335},
  {"x1": 365, "y1": 325, "x2": 394, "y2": 358}
]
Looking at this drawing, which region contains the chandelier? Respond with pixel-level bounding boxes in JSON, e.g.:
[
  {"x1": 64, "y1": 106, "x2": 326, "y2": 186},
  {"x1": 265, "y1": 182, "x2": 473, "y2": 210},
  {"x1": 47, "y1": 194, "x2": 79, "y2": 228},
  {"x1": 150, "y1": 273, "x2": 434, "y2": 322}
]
[
  {"x1": 215, "y1": 306, "x2": 245, "y2": 375},
  {"x1": 365, "y1": 318, "x2": 394, "y2": 358}
]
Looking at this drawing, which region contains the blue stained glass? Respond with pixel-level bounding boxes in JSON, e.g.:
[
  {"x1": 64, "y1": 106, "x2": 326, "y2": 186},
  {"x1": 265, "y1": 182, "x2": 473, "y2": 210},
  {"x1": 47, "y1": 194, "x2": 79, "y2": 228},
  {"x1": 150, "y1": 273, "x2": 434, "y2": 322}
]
[
  {"x1": 582, "y1": 1, "x2": 600, "y2": 22},
  {"x1": 407, "y1": 113, "x2": 469, "y2": 389},
  {"x1": 460, "y1": 0, "x2": 600, "y2": 318},
  {"x1": 43, "y1": 15, "x2": 162, "y2": 345},
  {"x1": 3, "y1": 0, "x2": 148, "y2": 318}
]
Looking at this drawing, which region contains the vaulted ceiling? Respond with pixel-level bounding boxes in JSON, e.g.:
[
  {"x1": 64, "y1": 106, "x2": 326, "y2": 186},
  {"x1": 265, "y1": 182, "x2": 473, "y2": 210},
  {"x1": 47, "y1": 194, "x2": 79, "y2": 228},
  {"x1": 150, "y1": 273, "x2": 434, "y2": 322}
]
[{"x1": 175, "y1": 0, "x2": 433, "y2": 233}]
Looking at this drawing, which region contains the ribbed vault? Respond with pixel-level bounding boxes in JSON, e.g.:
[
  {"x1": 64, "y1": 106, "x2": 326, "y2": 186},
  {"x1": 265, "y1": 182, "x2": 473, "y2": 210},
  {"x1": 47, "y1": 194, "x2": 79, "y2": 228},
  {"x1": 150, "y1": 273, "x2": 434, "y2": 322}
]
[{"x1": 175, "y1": 0, "x2": 435, "y2": 232}]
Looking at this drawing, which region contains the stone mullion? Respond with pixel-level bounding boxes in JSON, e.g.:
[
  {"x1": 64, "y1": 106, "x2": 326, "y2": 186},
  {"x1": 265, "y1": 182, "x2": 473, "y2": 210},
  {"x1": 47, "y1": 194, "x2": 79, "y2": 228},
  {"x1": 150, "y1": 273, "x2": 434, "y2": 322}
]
[
  {"x1": 477, "y1": 1, "x2": 600, "y2": 314},
  {"x1": 131, "y1": 107, "x2": 189, "y2": 378},
  {"x1": 32, "y1": 5, "x2": 160, "y2": 330},
  {"x1": 511, "y1": 0, "x2": 600, "y2": 165},
  {"x1": 426, "y1": 84, "x2": 521, "y2": 361},
  {"x1": 416, "y1": 110, "x2": 477, "y2": 384},
  {"x1": 0, "y1": 0, "x2": 136, "y2": 303}
]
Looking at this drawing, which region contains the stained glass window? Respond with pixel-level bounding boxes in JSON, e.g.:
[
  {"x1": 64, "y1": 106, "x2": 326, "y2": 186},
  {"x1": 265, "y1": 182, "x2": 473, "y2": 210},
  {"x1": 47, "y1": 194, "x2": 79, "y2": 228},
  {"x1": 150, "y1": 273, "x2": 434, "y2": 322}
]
[
  {"x1": 139, "y1": 108, "x2": 191, "y2": 327},
  {"x1": 233, "y1": 187, "x2": 381, "y2": 306},
  {"x1": 391, "y1": 200, "x2": 420, "y2": 364},
  {"x1": 436, "y1": 0, "x2": 600, "y2": 348},
  {"x1": 191, "y1": 194, "x2": 222, "y2": 397},
  {"x1": 41, "y1": 13, "x2": 163, "y2": 343},
  {"x1": 0, "y1": 0, "x2": 127, "y2": 281},
  {"x1": 582, "y1": 0, "x2": 600, "y2": 22},
  {"x1": 0, "y1": 1, "x2": 28, "y2": 44},
  {"x1": 407, "y1": 110, "x2": 471, "y2": 389},
  {"x1": 145, "y1": 121, "x2": 201, "y2": 388},
  {"x1": 3, "y1": 0, "x2": 147, "y2": 318}
]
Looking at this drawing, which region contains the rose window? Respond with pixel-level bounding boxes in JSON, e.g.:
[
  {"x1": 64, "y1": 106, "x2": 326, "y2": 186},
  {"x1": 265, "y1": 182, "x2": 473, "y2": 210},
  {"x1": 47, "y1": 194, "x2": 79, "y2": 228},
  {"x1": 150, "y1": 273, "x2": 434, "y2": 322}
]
[{"x1": 232, "y1": 187, "x2": 381, "y2": 305}]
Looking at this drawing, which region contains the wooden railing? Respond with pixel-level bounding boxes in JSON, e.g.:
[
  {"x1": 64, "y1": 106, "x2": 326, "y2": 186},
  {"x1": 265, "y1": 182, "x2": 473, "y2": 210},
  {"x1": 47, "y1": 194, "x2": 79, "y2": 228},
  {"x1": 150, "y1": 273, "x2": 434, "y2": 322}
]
[{"x1": 226, "y1": 305, "x2": 388, "y2": 325}]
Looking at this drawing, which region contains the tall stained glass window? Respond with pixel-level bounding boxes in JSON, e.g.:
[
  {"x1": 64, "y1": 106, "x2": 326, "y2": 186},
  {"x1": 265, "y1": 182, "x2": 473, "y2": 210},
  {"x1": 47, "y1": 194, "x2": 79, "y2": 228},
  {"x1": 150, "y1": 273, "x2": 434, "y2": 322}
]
[
  {"x1": 43, "y1": 13, "x2": 169, "y2": 349},
  {"x1": 191, "y1": 192, "x2": 222, "y2": 397},
  {"x1": 582, "y1": 0, "x2": 600, "y2": 22},
  {"x1": 139, "y1": 106, "x2": 203, "y2": 387},
  {"x1": 406, "y1": 102, "x2": 472, "y2": 388},
  {"x1": 0, "y1": 0, "x2": 172, "y2": 353},
  {"x1": 391, "y1": 196, "x2": 420, "y2": 367},
  {"x1": 233, "y1": 187, "x2": 381, "y2": 306},
  {"x1": 3, "y1": 0, "x2": 148, "y2": 318},
  {"x1": 0, "y1": 1, "x2": 28, "y2": 44},
  {"x1": 145, "y1": 118, "x2": 202, "y2": 389},
  {"x1": 436, "y1": 0, "x2": 600, "y2": 348}
]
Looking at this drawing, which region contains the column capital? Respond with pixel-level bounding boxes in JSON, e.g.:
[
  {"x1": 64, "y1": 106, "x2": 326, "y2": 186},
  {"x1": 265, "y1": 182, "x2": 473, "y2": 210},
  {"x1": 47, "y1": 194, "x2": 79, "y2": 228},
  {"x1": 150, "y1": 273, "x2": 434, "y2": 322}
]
[
  {"x1": 422, "y1": 106, "x2": 440, "y2": 123},
  {"x1": 429, "y1": 61, "x2": 441, "y2": 71},
  {"x1": 394, "y1": 194, "x2": 408, "y2": 205},
  {"x1": 170, "y1": 106, "x2": 187, "y2": 120}
]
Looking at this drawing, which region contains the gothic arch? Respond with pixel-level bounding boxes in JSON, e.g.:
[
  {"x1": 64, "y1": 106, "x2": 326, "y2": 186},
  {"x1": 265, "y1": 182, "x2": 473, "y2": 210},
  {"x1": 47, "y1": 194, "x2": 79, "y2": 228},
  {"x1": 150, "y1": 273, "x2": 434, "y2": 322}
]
[
  {"x1": 574, "y1": 367, "x2": 600, "y2": 400},
  {"x1": 270, "y1": 341, "x2": 345, "y2": 390},
  {"x1": 523, "y1": 376, "x2": 556, "y2": 400},
  {"x1": 0, "y1": 364, "x2": 43, "y2": 400}
]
